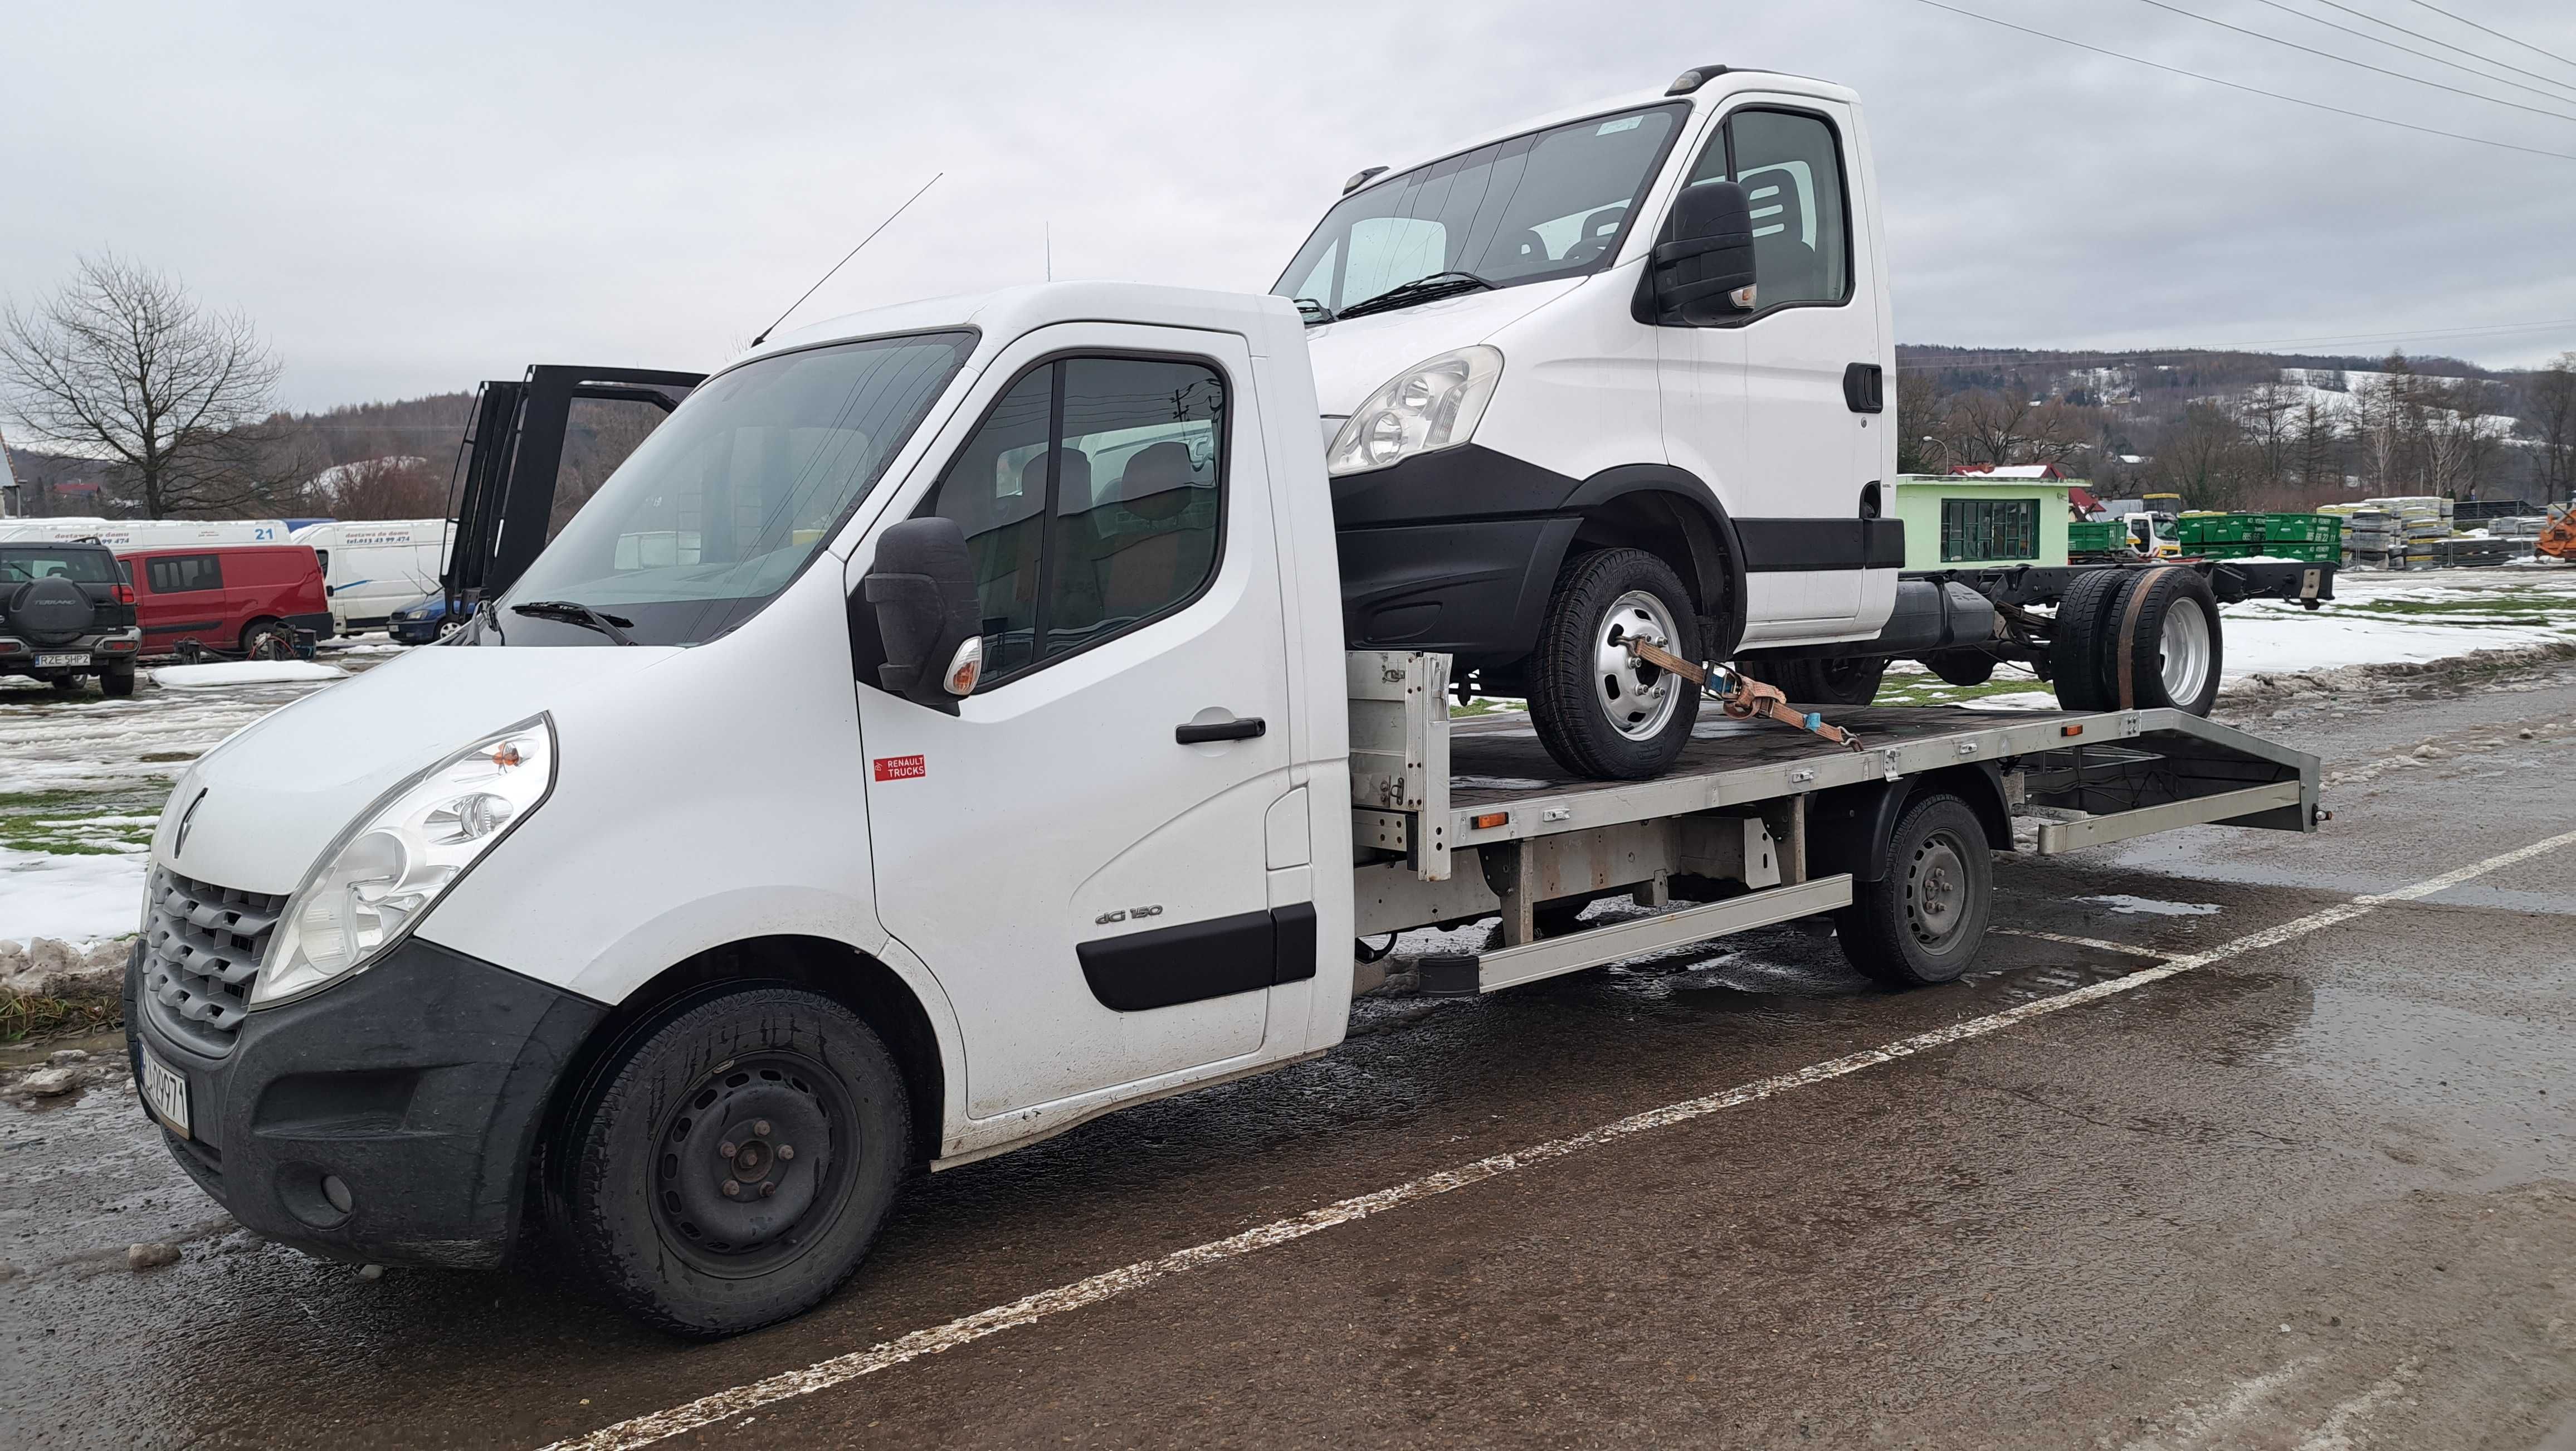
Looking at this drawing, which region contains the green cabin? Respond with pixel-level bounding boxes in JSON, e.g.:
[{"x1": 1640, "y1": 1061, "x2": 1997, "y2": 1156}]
[{"x1": 1891, "y1": 473, "x2": 2073, "y2": 571}]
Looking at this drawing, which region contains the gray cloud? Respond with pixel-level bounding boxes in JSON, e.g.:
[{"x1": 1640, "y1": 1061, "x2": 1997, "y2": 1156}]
[{"x1": 7, "y1": 0, "x2": 2572, "y2": 411}]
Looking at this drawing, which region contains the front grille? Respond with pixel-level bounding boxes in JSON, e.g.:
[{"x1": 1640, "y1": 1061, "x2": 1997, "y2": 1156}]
[{"x1": 142, "y1": 868, "x2": 285, "y2": 1055}]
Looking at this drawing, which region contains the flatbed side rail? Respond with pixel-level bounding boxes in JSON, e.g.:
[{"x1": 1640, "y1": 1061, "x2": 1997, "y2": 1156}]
[{"x1": 1347, "y1": 651, "x2": 1452, "y2": 880}]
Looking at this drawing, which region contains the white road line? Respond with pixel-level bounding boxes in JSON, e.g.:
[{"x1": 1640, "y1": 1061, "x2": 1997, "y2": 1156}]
[
  {"x1": 2294, "y1": 1357, "x2": 2419, "y2": 1451},
  {"x1": 1990, "y1": 928, "x2": 2178, "y2": 960},
  {"x1": 545, "y1": 825, "x2": 2576, "y2": 1451}
]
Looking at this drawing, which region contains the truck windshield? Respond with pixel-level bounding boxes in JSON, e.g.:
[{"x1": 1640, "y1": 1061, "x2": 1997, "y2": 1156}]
[
  {"x1": 1273, "y1": 104, "x2": 1685, "y2": 319},
  {"x1": 488, "y1": 332, "x2": 973, "y2": 647}
]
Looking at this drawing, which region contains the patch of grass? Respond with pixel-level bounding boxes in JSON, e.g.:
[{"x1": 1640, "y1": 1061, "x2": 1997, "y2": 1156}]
[
  {"x1": 138, "y1": 751, "x2": 199, "y2": 763},
  {"x1": 1874, "y1": 674, "x2": 2055, "y2": 708},
  {"x1": 1450, "y1": 696, "x2": 1528, "y2": 718},
  {"x1": 0, "y1": 992, "x2": 119, "y2": 1045},
  {"x1": 0, "y1": 787, "x2": 163, "y2": 856}
]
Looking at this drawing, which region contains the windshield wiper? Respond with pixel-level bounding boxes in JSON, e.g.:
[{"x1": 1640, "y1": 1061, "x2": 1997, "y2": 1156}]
[
  {"x1": 511, "y1": 599, "x2": 638, "y2": 646},
  {"x1": 1291, "y1": 296, "x2": 1336, "y2": 325},
  {"x1": 1331, "y1": 270, "x2": 1495, "y2": 322}
]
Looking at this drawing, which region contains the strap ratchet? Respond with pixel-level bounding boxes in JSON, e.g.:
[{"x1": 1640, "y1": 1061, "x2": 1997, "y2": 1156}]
[{"x1": 1624, "y1": 637, "x2": 1864, "y2": 751}]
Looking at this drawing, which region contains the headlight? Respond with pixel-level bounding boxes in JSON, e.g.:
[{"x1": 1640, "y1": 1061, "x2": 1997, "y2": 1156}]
[
  {"x1": 253, "y1": 714, "x2": 555, "y2": 1007},
  {"x1": 1326, "y1": 345, "x2": 1503, "y2": 477}
]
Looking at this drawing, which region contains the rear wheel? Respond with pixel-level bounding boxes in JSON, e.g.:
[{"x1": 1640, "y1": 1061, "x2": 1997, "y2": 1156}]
[
  {"x1": 241, "y1": 619, "x2": 294, "y2": 660},
  {"x1": 2104, "y1": 568, "x2": 2222, "y2": 715},
  {"x1": 99, "y1": 664, "x2": 135, "y2": 698},
  {"x1": 1835, "y1": 793, "x2": 1993, "y2": 987},
  {"x1": 2047, "y1": 567, "x2": 2131, "y2": 711},
  {"x1": 559, "y1": 987, "x2": 910, "y2": 1338},
  {"x1": 1526, "y1": 548, "x2": 1701, "y2": 781}
]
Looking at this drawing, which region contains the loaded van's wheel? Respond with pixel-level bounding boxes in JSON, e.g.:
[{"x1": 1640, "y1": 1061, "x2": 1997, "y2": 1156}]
[
  {"x1": 2046, "y1": 567, "x2": 2131, "y2": 712},
  {"x1": 1835, "y1": 792, "x2": 1993, "y2": 988},
  {"x1": 2105, "y1": 568, "x2": 2222, "y2": 717},
  {"x1": 1526, "y1": 548, "x2": 1701, "y2": 781},
  {"x1": 100, "y1": 663, "x2": 136, "y2": 698},
  {"x1": 1759, "y1": 656, "x2": 1888, "y2": 707},
  {"x1": 241, "y1": 619, "x2": 294, "y2": 660},
  {"x1": 559, "y1": 988, "x2": 910, "y2": 1338}
]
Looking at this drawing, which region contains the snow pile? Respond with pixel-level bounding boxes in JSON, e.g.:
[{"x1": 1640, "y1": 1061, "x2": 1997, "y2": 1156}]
[{"x1": 151, "y1": 661, "x2": 348, "y2": 688}]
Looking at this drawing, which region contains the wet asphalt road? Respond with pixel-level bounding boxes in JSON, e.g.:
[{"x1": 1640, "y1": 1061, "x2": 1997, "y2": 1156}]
[{"x1": 7, "y1": 668, "x2": 2576, "y2": 1449}]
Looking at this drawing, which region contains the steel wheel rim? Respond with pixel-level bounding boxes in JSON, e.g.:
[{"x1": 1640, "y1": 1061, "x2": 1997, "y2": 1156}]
[
  {"x1": 2159, "y1": 601, "x2": 2213, "y2": 701},
  {"x1": 649, "y1": 1049, "x2": 858, "y2": 1279},
  {"x1": 1906, "y1": 831, "x2": 1970, "y2": 950},
  {"x1": 1592, "y1": 590, "x2": 1683, "y2": 741}
]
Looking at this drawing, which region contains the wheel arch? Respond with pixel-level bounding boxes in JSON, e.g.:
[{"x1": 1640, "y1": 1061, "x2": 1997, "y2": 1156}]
[
  {"x1": 1563, "y1": 465, "x2": 1748, "y2": 659},
  {"x1": 541, "y1": 936, "x2": 951, "y2": 1184},
  {"x1": 1808, "y1": 765, "x2": 2014, "y2": 884}
]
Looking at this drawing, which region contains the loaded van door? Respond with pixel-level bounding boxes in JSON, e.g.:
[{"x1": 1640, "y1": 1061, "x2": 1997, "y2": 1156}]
[
  {"x1": 1658, "y1": 96, "x2": 1885, "y2": 642},
  {"x1": 852, "y1": 324, "x2": 1300, "y2": 1120}
]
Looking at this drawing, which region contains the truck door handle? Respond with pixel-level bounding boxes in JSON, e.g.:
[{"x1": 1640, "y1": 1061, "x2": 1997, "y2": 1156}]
[
  {"x1": 1176, "y1": 717, "x2": 1266, "y2": 744},
  {"x1": 1843, "y1": 362, "x2": 1885, "y2": 414}
]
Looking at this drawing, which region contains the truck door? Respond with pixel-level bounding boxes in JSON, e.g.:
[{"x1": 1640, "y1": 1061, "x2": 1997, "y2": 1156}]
[
  {"x1": 1657, "y1": 98, "x2": 1886, "y2": 644},
  {"x1": 853, "y1": 326, "x2": 1300, "y2": 1118}
]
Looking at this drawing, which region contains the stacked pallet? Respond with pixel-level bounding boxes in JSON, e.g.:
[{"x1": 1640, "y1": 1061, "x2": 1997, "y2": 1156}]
[{"x1": 2342, "y1": 508, "x2": 2404, "y2": 568}]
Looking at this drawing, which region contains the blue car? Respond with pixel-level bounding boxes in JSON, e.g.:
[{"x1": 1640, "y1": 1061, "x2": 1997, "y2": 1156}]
[{"x1": 387, "y1": 593, "x2": 457, "y2": 645}]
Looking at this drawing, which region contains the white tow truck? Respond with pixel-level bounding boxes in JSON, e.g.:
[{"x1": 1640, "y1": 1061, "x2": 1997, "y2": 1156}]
[{"x1": 128, "y1": 73, "x2": 2329, "y2": 1339}]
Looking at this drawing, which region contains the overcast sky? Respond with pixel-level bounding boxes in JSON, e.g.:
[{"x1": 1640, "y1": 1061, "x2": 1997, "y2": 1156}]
[{"x1": 9, "y1": 0, "x2": 2574, "y2": 411}]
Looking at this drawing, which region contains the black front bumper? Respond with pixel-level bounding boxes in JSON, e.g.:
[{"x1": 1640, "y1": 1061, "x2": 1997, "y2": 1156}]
[
  {"x1": 126, "y1": 937, "x2": 606, "y2": 1268},
  {"x1": 1331, "y1": 444, "x2": 1586, "y2": 664}
]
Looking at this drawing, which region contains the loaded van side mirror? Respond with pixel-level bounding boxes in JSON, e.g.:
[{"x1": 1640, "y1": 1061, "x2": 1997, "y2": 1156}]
[
  {"x1": 862, "y1": 517, "x2": 983, "y2": 714},
  {"x1": 1636, "y1": 180, "x2": 1758, "y2": 327}
]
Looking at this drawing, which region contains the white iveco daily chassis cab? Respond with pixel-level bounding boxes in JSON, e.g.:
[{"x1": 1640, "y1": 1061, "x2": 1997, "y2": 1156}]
[{"x1": 129, "y1": 70, "x2": 2329, "y2": 1337}]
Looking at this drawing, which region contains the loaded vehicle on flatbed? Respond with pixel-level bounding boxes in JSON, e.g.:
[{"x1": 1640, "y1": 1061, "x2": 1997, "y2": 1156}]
[{"x1": 130, "y1": 68, "x2": 2332, "y2": 1338}]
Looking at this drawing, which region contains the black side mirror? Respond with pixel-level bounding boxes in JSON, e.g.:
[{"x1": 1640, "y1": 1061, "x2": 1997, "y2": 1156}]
[
  {"x1": 1636, "y1": 180, "x2": 1758, "y2": 327},
  {"x1": 862, "y1": 517, "x2": 982, "y2": 714}
]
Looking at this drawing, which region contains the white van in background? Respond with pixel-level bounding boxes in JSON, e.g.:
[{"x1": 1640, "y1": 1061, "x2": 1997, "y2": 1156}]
[
  {"x1": 289, "y1": 518, "x2": 452, "y2": 633},
  {"x1": 0, "y1": 517, "x2": 292, "y2": 547}
]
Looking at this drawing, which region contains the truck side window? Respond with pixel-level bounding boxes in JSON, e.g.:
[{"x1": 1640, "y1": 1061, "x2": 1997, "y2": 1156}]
[
  {"x1": 915, "y1": 355, "x2": 1226, "y2": 683},
  {"x1": 146, "y1": 554, "x2": 223, "y2": 593},
  {"x1": 1679, "y1": 108, "x2": 1852, "y2": 311}
]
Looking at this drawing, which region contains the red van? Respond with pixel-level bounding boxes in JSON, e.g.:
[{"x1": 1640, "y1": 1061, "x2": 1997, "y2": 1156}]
[{"x1": 116, "y1": 544, "x2": 335, "y2": 656}]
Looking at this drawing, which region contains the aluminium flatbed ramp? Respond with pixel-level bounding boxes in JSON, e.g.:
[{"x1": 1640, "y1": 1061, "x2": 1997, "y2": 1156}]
[{"x1": 1348, "y1": 651, "x2": 2322, "y2": 995}]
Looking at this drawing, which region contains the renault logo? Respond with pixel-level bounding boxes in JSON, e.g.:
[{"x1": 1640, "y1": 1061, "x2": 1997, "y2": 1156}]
[{"x1": 174, "y1": 789, "x2": 207, "y2": 858}]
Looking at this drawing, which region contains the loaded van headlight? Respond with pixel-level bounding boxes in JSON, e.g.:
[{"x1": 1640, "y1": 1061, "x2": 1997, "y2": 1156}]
[
  {"x1": 253, "y1": 715, "x2": 556, "y2": 1007},
  {"x1": 1326, "y1": 345, "x2": 1503, "y2": 477}
]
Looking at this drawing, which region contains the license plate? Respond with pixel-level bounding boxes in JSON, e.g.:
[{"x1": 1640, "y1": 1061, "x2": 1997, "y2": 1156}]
[
  {"x1": 34, "y1": 652, "x2": 90, "y2": 668},
  {"x1": 140, "y1": 1046, "x2": 191, "y2": 1138}
]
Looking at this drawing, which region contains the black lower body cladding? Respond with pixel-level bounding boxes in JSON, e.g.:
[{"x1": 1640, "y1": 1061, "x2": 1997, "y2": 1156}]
[{"x1": 126, "y1": 937, "x2": 605, "y2": 1268}]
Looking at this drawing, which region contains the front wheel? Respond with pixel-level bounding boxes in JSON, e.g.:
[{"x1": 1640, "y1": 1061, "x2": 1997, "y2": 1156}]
[
  {"x1": 558, "y1": 988, "x2": 911, "y2": 1338},
  {"x1": 1526, "y1": 548, "x2": 1701, "y2": 781}
]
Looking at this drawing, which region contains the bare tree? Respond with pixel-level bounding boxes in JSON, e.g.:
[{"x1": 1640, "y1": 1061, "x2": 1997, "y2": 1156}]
[
  {"x1": 2237, "y1": 382, "x2": 2299, "y2": 492},
  {"x1": 0, "y1": 252, "x2": 284, "y2": 518},
  {"x1": 2154, "y1": 401, "x2": 2256, "y2": 511},
  {"x1": 2523, "y1": 353, "x2": 2576, "y2": 503},
  {"x1": 324, "y1": 455, "x2": 450, "y2": 519},
  {"x1": 2290, "y1": 395, "x2": 2345, "y2": 495},
  {"x1": 1895, "y1": 368, "x2": 1943, "y2": 474},
  {"x1": 1939, "y1": 389, "x2": 2087, "y2": 468}
]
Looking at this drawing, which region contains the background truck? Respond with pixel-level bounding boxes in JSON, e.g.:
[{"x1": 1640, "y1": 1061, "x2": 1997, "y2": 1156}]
[{"x1": 131, "y1": 279, "x2": 2327, "y2": 1341}]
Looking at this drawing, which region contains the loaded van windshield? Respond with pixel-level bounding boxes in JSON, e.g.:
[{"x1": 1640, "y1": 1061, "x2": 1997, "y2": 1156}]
[
  {"x1": 1273, "y1": 103, "x2": 1685, "y2": 319},
  {"x1": 486, "y1": 331, "x2": 974, "y2": 647}
]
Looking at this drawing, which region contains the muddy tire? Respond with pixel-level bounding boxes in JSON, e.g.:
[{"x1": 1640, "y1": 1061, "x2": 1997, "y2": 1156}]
[
  {"x1": 2103, "y1": 567, "x2": 2222, "y2": 716},
  {"x1": 100, "y1": 663, "x2": 136, "y2": 698},
  {"x1": 559, "y1": 988, "x2": 910, "y2": 1338},
  {"x1": 2047, "y1": 567, "x2": 2131, "y2": 712},
  {"x1": 1526, "y1": 548, "x2": 1701, "y2": 781},
  {"x1": 1835, "y1": 792, "x2": 1992, "y2": 989}
]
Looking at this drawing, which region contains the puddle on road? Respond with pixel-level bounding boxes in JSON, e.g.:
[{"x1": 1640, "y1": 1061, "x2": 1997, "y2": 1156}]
[{"x1": 2078, "y1": 894, "x2": 2222, "y2": 917}]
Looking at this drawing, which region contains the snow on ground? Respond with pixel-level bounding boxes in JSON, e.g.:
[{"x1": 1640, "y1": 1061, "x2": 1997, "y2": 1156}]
[
  {"x1": 3, "y1": 563, "x2": 2572, "y2": 948},
  {"x1": 151, "y1": 660, "x2": 348, "y2": 688}
]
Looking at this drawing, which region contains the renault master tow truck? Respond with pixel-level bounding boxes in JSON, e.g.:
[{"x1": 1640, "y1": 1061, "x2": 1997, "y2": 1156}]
[{"x1": 132, "y1": 67, "x2": 2329, "y2": 1337}]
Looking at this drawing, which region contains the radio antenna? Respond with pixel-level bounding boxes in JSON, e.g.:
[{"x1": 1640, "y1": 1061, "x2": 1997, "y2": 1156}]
[{"x1": 749, "y1": 172, "x2": 943, "y2": 348}]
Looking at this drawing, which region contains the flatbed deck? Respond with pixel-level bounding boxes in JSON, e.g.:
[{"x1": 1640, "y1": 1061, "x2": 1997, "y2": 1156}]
[{"x1": 1347, "y1": 651, "x2": 2323, "y2": 996}]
